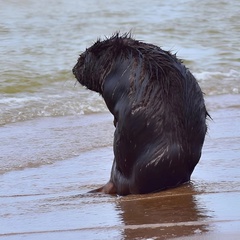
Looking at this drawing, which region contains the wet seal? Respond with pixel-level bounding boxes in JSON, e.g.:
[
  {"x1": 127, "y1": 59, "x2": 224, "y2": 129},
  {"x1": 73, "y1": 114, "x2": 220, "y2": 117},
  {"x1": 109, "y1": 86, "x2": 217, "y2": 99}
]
[{"x1": 72, "y1": 33, "x2": 209, "y2": 196}]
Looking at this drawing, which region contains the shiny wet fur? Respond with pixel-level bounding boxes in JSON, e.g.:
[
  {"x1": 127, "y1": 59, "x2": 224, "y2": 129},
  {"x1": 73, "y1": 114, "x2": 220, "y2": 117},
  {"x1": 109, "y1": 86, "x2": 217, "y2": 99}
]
[{"x1": 73, "y1": 33, "x2": 209, "y2": 195}]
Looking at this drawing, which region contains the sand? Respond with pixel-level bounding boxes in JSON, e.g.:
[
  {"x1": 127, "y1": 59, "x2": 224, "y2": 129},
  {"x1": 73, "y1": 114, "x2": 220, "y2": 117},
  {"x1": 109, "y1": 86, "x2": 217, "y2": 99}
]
[{"x1": 1, "y1": 94, "x2": 240, "y2": 240}]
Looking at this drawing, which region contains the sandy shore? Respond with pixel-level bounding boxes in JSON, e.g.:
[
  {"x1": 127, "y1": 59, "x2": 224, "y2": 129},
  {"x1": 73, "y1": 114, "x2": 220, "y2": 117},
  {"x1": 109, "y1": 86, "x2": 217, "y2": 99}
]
[{"x1": 0, "y1": 94, "x2": 240, "y2": 239}]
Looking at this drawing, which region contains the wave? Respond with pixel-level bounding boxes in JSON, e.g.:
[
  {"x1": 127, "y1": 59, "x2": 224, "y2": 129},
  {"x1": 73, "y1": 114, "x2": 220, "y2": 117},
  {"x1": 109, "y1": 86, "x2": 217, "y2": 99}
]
[
  {"x1": 195, "y1": 69, "x2": 239, "y2": 95},
  {"x1": 0, "y1": 69, "x2": 239, "y2": 126},
  {"x1": 0, "y1": 91, "x2": 107, "y2": 126}
]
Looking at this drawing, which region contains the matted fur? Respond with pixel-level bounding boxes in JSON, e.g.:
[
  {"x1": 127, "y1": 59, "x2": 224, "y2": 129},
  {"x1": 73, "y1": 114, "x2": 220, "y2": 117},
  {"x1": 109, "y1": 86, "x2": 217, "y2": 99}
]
[{"x1": 73, "y1": 33, "x2": 209, "y2": 195}]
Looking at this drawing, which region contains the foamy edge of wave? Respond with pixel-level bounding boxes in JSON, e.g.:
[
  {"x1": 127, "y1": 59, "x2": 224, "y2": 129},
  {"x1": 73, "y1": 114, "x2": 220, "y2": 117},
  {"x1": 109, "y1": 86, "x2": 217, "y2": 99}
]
[
  {"x1": 195, "y1": 69, "x2": 239, "y2": 95},
  {"x1": 0, "y1": 93, "x2": 108, "y2": 125},
  {"x1": 0, "y1": 69, "x2": 239, "y2": 125}
]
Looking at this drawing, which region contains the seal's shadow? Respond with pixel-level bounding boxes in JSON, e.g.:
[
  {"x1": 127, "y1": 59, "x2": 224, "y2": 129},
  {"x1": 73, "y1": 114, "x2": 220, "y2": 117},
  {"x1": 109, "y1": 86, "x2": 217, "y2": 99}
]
[{"x1": 115, "y1": 183, "x2": 211, "y2": 239}]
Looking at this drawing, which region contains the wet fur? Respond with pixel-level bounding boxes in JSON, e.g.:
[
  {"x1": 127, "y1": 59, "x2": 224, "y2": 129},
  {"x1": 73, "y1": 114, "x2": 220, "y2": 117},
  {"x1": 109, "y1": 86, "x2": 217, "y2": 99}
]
[{"x1": 73, "y1": 33, "x2": 209, "y2": 195}]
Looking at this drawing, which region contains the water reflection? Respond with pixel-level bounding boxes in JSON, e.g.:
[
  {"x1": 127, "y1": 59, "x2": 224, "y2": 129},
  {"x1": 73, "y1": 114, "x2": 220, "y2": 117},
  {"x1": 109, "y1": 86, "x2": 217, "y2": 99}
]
[{"x1": 115, "y1": 184, "x2": 211, "y2": 239}]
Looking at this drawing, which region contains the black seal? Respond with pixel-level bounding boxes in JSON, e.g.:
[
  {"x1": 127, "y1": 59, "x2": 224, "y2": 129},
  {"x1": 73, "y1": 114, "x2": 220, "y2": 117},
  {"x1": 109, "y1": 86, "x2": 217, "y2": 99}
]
[{"x1": 73, "y1": 33, "x2": 209, "y2": 195}]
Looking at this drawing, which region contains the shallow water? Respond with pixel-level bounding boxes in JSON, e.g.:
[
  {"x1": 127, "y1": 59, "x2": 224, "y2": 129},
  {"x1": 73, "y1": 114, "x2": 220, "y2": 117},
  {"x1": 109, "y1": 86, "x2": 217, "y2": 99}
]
[
  {"x1": 1, "y1": 0, "x2": 240, "y2": 239},
  {"x1": 1, "y1": 95, "x2": 240, "y2": 239}
]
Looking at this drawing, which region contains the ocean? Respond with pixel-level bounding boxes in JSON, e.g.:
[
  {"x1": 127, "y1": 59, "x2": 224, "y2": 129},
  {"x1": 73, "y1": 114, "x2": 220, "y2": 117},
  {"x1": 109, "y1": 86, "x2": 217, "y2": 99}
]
[{"x1": 1, "y1": 0, "x2": 239, "y2": 126}]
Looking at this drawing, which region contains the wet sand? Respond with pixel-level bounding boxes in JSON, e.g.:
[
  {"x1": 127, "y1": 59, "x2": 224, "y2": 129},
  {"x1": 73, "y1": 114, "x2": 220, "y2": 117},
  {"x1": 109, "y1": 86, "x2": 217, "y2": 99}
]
[{"x1": 1, "y1": 94, "x2": 240, "y2": 240}]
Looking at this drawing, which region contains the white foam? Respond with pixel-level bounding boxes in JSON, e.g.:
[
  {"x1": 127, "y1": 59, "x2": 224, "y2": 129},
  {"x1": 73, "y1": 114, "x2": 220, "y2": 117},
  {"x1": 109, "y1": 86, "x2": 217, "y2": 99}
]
[
  {"x1": 0, "y1": 91, "x2": 107, "y2": 125},
  {"x1": 195, "y1": 69, "x2": 239, "y2": 82},
  {"x1": 195, "y1": 69, "x2": 240, "y2": 95},
  {"x1": 0, "y1": 69, "x2": 239, "y2": 125}
]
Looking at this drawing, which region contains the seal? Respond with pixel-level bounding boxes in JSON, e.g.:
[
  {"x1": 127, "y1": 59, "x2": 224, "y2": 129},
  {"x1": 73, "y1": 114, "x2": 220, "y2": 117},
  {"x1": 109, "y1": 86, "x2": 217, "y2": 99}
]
[{"x1": 72, "y1": 33, "x2": 209, "y2": 195}]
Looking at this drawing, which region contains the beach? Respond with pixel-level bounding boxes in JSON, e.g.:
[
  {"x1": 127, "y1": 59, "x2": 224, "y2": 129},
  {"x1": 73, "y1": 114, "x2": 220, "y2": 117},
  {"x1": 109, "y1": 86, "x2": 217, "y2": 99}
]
[
  {"x1": 1, "y1": 94, "x2": 240, "y2": 239},
  {"x1": 1, "y1": 0, "x2": 240, "y2": 239}
]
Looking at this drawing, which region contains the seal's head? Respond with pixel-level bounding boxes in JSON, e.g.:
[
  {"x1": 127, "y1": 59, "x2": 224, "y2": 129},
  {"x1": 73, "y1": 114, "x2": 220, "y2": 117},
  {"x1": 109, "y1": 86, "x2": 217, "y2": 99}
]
[
  {"x1": 73, "y1": 33, "x2": 127, "y2": 94},
  {"x1": 72, "y1": 46, "x2": 104, "y2": 93},
  {"x1": 72, "y1": 33, "x2": 150, "y2": 94}
]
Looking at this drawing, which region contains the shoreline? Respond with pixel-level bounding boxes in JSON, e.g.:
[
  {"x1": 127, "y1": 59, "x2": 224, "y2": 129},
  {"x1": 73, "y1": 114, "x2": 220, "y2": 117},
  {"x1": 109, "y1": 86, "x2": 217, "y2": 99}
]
[
  {"x1": 0, "y1": 112, "x2": 114, "y2": 175},
  {"x1": 1, "y1": 94, "x2": 240, "y2": 239}
]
